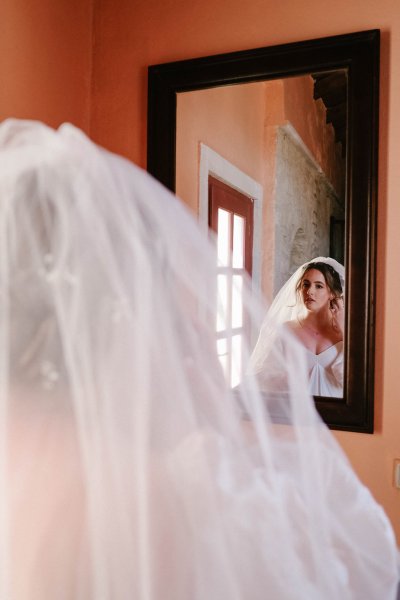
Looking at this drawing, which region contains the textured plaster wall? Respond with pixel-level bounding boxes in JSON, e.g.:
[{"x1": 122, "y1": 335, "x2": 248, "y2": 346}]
[{"x1": 273, "y1": 127, "x2": 342, "y2": 294}]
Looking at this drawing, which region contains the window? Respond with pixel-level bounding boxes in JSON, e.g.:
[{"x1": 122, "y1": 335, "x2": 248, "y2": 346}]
[{"x1": 209, "y1": 176, "x2": 254, "y2": 387}]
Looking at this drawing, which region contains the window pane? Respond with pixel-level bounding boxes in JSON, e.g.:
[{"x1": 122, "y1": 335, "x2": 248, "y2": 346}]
[
  {"x1": 231, "y1": 334, "x2": 242, "y2": 388},
  {"x1": 217, "y1": 208, "x2": 231, "y2": 266},
  {"x1": 232, "y1": 214, "x2": 244, "y2": 268},
  {"x1": 216, "y1": 274, "x2": 228, "y2": 332},
  {"x1": 217, "y1": 338, "x2": 228, "y2": 356},
  {"x1": 231, "y1": 274, "x2": 243, "y2": 328},
  {"x1": 217, "y1": 338, "x2": 228, "y2": 380}
]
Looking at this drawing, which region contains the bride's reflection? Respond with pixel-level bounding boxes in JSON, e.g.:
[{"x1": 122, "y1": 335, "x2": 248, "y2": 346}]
[{"x1": 248, "y1": 257, "x2": 345, "y2": 398}]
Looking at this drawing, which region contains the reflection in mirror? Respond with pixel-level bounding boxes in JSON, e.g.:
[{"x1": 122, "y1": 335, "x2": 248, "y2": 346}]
[
  {"x1": 147, "y1": 29, "x2": 380, "y2": 431},
  {"x1": 176, "y1": 72, "x2": 347, "y2": 397},
  {"x1": 248, "y1": 257, "x2": 345, "y2": 399}
]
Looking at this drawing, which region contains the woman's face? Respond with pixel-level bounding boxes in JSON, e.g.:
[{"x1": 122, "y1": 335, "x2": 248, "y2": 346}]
[{"x1": 300, "y1": 268, "x2": 333, "y2": 312}]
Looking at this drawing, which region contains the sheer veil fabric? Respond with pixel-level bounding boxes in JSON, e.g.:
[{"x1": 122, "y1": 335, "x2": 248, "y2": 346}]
[{"x1": 0, "y1": 120, "x2": 398, "y2": 599}]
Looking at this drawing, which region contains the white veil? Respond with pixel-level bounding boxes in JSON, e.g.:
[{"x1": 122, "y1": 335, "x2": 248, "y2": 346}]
[
  {"x1": 0, "y1": 120, "x2": 398, "y2": 599},
  {"x1": 248, "y1": 257, "x2": 345, "y2": 374}
]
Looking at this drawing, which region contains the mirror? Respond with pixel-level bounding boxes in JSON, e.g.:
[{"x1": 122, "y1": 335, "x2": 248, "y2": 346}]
[{"x1": 147, "y1": 30, "x2": 380, "y2": 432}]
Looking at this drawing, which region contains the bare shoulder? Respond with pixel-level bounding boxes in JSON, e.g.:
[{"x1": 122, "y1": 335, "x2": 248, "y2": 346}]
[
  {"x1": 283, "y1": 320, "x2": 301, "y2": 332},
  {"x1": 281, "y1": 320, "x2": 303, "y2": 343}
]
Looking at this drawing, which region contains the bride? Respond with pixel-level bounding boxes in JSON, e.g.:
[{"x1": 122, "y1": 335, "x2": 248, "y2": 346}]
[
  {"x1": 249, "y1": 257, "x2": 345, "y2": 397},
  {"x1": 0, "y1": 119, "x2": 398, "y2": 599}
]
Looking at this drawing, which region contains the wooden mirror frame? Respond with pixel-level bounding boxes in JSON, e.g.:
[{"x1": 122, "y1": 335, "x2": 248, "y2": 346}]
[{"x1": 147, "y1": 29, "x2": 380, "y2": 432}]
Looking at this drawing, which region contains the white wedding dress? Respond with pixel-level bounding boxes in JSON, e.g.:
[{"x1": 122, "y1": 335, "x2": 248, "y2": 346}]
[
  {"x1": 0, "y1": 119, "x2": 398, "y2": 599},
  {"x1": 248, "y1": 257, "x2": 346, "y2": 398},
  {"x1": 306, "y1": 340, "x2": 344, "y2": 396}
]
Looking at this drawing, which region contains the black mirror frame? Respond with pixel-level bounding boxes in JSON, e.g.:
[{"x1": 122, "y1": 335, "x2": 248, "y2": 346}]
[{"x1": 147, "y1": 29, "x2": 380, "y2": 433}]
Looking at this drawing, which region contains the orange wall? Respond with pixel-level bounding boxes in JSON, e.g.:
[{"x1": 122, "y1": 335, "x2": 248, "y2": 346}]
[
  {"x1": 176, "y1": 83, "x2": 266, "y2": 213},
  {"x1": 91, "y1": 0, "x2": 400, "y2": 542},
  {"x1": 0, "y1": 0, "x2": 93, "y2": 131}
]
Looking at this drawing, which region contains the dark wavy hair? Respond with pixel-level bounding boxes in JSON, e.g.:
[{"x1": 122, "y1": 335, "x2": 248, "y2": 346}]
[{"x1": 295, "y1": 261, "x2": 343, "y2": 299}]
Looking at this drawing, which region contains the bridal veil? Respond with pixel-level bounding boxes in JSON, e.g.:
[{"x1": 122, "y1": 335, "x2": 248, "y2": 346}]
[{"x1": 0, "y1": 119, "x2": 398, "y2": 599}]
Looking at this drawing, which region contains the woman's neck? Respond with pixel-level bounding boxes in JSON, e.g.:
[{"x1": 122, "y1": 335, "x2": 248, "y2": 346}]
[
  {"x1": 294, "y1": 309, "x2": 342, "y2": 354},
  {"x1": 300, "y1": 310, "x2": 331, "y2": 335}
]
